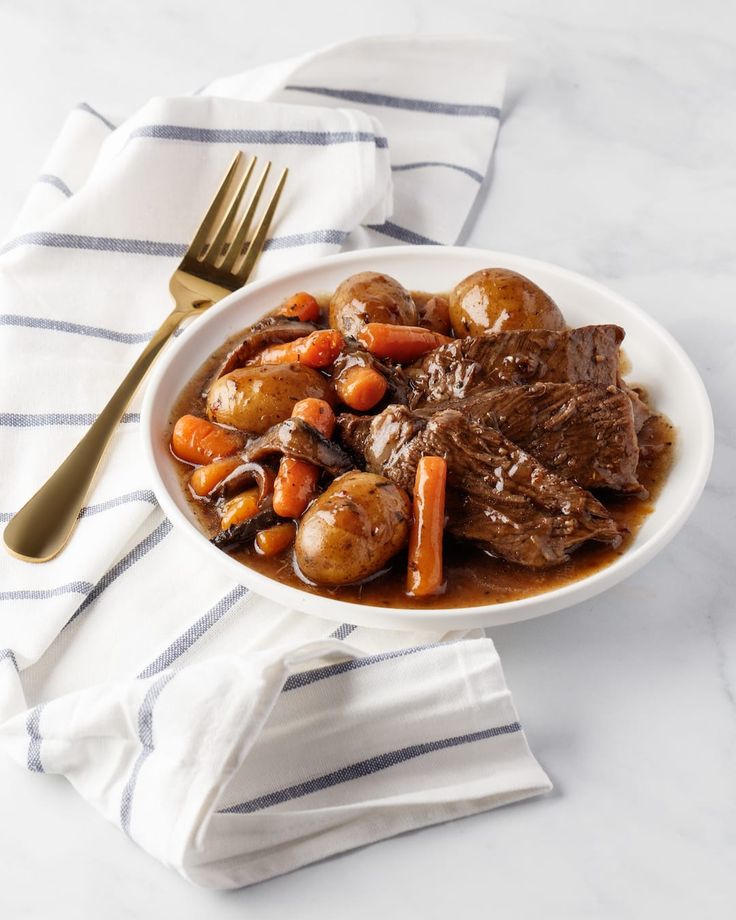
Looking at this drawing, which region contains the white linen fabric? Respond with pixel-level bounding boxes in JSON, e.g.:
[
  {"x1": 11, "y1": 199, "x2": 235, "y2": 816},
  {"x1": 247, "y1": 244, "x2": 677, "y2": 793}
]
[{"x1": 0, "y1": 36, "x2": 551, "y2": 888}]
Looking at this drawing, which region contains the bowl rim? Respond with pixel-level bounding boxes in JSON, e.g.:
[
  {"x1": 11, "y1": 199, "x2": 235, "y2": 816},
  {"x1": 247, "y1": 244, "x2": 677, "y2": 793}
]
[{"x1": 140, "y1": 244, "x2": 714, "y2": 630}]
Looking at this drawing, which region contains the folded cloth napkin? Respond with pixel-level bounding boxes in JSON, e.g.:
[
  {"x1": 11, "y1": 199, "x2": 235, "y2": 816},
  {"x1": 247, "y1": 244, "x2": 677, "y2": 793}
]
[{"x1": 0, "y1": 36, "x2": 551, "y2": 888}]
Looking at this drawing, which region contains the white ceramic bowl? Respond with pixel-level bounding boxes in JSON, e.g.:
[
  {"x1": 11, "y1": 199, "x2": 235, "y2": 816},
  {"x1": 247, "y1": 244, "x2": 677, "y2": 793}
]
[{"x1": 141, "y1": 246, "x2": 713, "y2": 630}]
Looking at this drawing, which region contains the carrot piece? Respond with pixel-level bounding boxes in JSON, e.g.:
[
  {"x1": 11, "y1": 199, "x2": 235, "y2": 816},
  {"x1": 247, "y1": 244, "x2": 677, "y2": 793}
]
[
  {"x1": 171, "y1": 415, "x2": 242, "y2": 465},
  {"x1": 255, "y1": 522, "x2": 297, "y2": 557},
  {"x1": 252, "y1": 329, "x2": 345, "y2": 368},
  {"x1": 189, "y1": 456, "x2": 242, "y2": 496},
  {"x1": 220, "y1": 488, "x2": 260, "y2": 531},
  {"x1": 406, "y1": 456, "x2": 447, "y2": 597},
  {"x1": 357, "y1": 323, "x2": 452, "y2": 363},
  {"x1": 289, "y1": 397, "x2": 336, "y2": 436},
  {"x1": 273, "y1": 459, "x2": 320, "y2": 518},
  {"x1": 335, "y1": 364, "x2": 388, "y2": 411},
  {"x1": 273, "y1": 398, "x2": 335, "y2": 518},
  {"x1": 278, "y1": 291, "x2": 321, "y2": 323}
]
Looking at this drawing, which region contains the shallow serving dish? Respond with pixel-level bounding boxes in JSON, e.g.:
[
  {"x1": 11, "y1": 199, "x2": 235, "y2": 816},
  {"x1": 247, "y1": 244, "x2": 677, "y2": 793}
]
[{"x1": 140, "y1": 245, "x2": 713, "y2": 630}]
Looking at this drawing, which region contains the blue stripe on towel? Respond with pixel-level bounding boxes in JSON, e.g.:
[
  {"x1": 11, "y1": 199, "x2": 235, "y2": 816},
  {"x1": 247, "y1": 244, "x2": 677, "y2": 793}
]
[
  {"x1": 0, "y1": 314, "x2": 156, "y2": 344},
  {"x1": 0, "y1": 228, "x2": 349, "y2": 259},
  {"x1": 329, "y1": 623, "x2": 357, "y2": 640},
  {"x1": 37, "y1": 174, "x2": 73, "y2": 197},
  {"x1": 392, "y1": 160, "x2": 484, "y2": 183},
  {"x1": 0, "y1": 490, "x2": 157, "y2": 524},
  {"x1": 0, "y1": 648, "x2": 19, "y2": 671},
  {"x1": 64, "y1": 519, "x2": 173, "y2": 627},
  {"x1": 0, "y1": 412, "x2": 140, "y2": 427},
  {"x1": 127, "y1": 124, "x2": 388, "y2": 148},
  {"x1": 120, "y1": 673, "x2": 176, "y2": 835},
  {"x1": 285, "y1": 86, "x2": 501, "y2": 119},
  {"x1": 137, "y1": 585, "x2": 249, "y2": 678},
  {"x1": 26, "y1": 705, "x2": 46, "y2": 773},
  {"x1": 366, "y1": 221, "x2": 440, "y2": 245},
  {"x1": 282, "y1": 643, "x2": 442, "y2": 692},
  {"x1": 263, "y1": 228, "x2": 348, "y2": 250},
  {"x1": 0, "y1": 232, "x2": 185, "y2": 258},
  {"x1": 76, "y1": 102, "x2": 116, "y2": 130},
  {"x1": 0, "y1": 581, "x2": 94, "y2": 601},
  {"x1": 219, "y1": 723, "x2": 522, "y2": 814}
]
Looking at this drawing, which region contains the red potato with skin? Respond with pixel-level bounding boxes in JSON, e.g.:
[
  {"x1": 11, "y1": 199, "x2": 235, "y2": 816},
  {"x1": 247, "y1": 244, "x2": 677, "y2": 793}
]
[
  {"x1": 329, "y1": 271, "x2": 417, "y2": 338},
  {"x1": 207, "y1": 364, "x2": 335, "y2": 434},
  {"x1": 295, "y1": 471, "x2": 411, "y2": 585},
  {"x1": 449, "y1": 268, "x2": 565, "y2": 337}
]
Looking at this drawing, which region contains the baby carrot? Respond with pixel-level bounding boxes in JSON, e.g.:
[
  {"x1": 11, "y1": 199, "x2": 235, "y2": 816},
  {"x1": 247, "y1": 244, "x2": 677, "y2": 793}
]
[
  {"x1": 252, "y1": 329, "x2": 345, "y2": 368},
  {"x1": 357, "y1": 323, "x2": 452, "y2": 363},
  {"x1": 289, "y1": 397, "x2": 337, "y2": 435},
  {"x1": 277, "y1": 291, "x2": 321, "y2": 323},
  {"x1": 255, "y1": 522, "x2": 297, "y2": 557},
  {"x1": 273, "y1": 398, "x2": 336, "y2": 518},
  {"x1": 220, "y1": 488, "x2": 260, "y2": 531},
  {"x1": 335, "y1": 364, "x2": 388, "y2": 411},
  {"x1": 273, "y1": 458, "x2": 317, "y2": 517},
  {"x1": 190, "y1": 456, "x2": 242, "y2": 496},
  {"x1": 171, "y1": 415, "x2": 242, "y2": 465},
  {"x1": 406, "y1": 456, "x2": 448, "y2": 597}
]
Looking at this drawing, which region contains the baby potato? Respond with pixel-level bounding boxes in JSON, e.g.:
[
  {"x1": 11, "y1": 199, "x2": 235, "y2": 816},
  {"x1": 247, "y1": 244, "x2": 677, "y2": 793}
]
[
  {"x1": 329, "y1": 271, "x2": 417, "y2": 338},
  {"x1": 449, "y1": 268, "x2": 565, "y2": 337},
  {"x1": 207, "y1": 363, "x2": 334, "y2": 434},
  {"x1": 295, "y1": 471, "x2": 411, "y2": 585}
]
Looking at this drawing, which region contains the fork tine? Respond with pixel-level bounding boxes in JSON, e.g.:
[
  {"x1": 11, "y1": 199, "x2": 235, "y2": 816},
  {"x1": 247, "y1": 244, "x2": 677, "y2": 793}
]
[
  {"x1": 220, "y1": 161, "x2": 271, "y2": 273},
  {"x1": 205, "y1": 156, "x2": 257, "y2": 265},
  {"x1": 235, "y1": 167, "x2": 288, "y2": 283},
  {"x1": 186, "y1": 152, "x2": 243, "y2": 260}
]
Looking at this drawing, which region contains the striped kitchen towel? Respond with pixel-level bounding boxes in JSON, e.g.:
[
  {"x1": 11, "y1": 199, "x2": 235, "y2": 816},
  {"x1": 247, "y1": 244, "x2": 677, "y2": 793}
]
[{"x1": 0, "y1": 36, "x2": 551, "y2": 888}]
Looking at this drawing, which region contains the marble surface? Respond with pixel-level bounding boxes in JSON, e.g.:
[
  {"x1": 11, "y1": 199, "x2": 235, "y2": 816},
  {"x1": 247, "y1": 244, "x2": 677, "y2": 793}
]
[{"x1": 1, "y1": 0, "x2": 734, "y2": 916}]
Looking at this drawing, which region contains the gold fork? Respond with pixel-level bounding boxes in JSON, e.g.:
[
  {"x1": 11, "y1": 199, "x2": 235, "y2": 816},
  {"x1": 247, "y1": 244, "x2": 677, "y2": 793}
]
[{"x1": 4, "y1": 152, "x2": 288, "y2": 563}]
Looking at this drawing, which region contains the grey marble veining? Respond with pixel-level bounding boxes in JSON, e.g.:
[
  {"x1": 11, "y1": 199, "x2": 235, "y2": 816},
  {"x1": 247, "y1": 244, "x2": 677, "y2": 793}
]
[{"x1": 0, "y1": 0, "x2": 734, "y2": 917}]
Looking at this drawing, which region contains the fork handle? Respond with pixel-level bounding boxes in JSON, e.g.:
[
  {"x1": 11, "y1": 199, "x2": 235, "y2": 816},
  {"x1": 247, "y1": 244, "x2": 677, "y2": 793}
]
[{"x1": 3, "y1": 308, "x2": 185, "y2": 562}]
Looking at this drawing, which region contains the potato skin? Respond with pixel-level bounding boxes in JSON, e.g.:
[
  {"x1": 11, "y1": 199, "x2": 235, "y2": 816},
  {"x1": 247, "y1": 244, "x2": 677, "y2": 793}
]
[
  {"x1": 207, "y1": 363, "x2": 334, "y2": 433},
  {"x1": 329, "y1": 271, "x2": 417, "y2": 338},
  {"x1": 449, "y1": 268, "x2": 565, "y2": 337},
  {"x1": 295, "y1": 471, "x2": 411, "y2": 585}
]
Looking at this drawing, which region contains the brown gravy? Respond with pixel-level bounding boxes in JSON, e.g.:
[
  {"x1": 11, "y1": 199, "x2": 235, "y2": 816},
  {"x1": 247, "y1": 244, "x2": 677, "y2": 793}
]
[{"x1": 169, "y1": 297, "x2": 675, "y2": 610}]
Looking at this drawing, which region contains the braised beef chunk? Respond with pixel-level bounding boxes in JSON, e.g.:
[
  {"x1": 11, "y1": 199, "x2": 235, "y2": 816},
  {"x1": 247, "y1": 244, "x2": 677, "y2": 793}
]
[
  {"x1": 408, "y1": 325, "x2": 625, "y2": 406},
  {"x1": 619, "y1": 381, "x2": 651, "y2": 432},
  {"x1": 336, "y1": 413, "x2": 374, "y2": 460},
  {"x1": 345, "y1": 382, "x2": 643, "y2": 493},
  {"x1": 420, "y1": 383, "x2": 642, "y2": 493},
  {"x1": 351, "y1": 406, "x2": 621, "y2": 568},
  {"x1": 337, "y1": 408, "x2": 424, "y2": 470}
]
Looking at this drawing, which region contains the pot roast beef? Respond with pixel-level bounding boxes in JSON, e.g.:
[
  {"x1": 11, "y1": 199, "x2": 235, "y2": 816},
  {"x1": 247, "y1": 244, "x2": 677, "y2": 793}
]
[
  {"x1": 421, "y1": 383, "x2": 642, "y2": 493},
  {"x1": 338, "y1": 405, "x2": 621, "y2": 568},
  {"x1": 407, "y1": 325, "x2": 625, "y2": 406}
]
